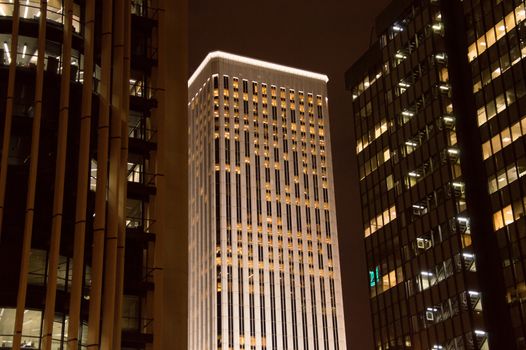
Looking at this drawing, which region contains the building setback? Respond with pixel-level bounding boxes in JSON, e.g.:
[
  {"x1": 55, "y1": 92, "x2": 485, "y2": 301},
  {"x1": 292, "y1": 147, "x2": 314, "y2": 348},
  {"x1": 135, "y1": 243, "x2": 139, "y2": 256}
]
[
  {"x1": 189, "y1": 52, "x2": 347, "y2": 350},
  {"x1": 0, "y1": 0, "x2": 187, "y2": 349},
  {"x1": 346, "y1": 0, "x2": 526, "y2": 349}
]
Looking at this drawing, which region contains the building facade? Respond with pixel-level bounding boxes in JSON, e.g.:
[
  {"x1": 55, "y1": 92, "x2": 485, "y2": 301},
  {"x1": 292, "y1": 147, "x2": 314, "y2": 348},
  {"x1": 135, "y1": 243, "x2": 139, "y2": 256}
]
[
  {"x1": 189, "y1": 52, "x2": 347, "y2": 350},
  {"x1": 346, "y1": 0, "x2": 526, "y2": 349},
  {"x1": 0, "y1": 0, "x2": 187, "y2": 349}
]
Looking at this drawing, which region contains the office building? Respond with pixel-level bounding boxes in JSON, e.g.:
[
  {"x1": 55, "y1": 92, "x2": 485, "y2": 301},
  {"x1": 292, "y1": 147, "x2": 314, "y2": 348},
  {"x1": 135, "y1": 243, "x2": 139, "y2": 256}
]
[
  {"x1": 189, "y1": 52, "x2": 347, "y2": 350},
  {"x1": 0, "y1": 0, "x2": 187, "y2": 349},
  {"x1": 345, "y1": 0, "x2": 526, "y2": 349}
]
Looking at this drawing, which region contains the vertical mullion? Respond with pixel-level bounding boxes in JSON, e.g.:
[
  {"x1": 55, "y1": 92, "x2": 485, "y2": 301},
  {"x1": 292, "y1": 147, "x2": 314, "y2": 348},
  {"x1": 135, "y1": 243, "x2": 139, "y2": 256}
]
[
  {"x1": 41, "y1": 0, "x2": 74, "y2": 348},
  {"x1": 113, "y1": 0, "x2": 131, "y2": 347},
  {"x1": 0, "y1": 0, "x2": 21, "y2": 240},
  {"x1": 12, "y1": 1, "x2": 47, "y2": 350},
  {"x1": 100, "y1": 0, "x2": 125, "y2": 346},
  {"x1": 85, "y1": 0, "x2": 113, "y2": 346},
  {"x1": 66, "y1": 0, "x2": 96, "y2": 348}
]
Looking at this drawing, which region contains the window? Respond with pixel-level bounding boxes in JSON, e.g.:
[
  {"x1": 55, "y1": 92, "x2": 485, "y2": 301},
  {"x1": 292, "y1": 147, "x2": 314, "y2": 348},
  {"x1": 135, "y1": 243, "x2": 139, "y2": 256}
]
[
  {"x1": 467, "y1": 3, "x2": 525, "y2": 62},
  {"x1": 364, "y1": 205, "x2": 397, "y2": 237},
  {"x1": 482, "y1": 116, "x2": 526, "y2": 159},
  {"x1": 488, "y1": 159, "x2": 526, "y2": 194},
  {"x1": 493, "y1": 196, "x2": 526, "y2": 230}
]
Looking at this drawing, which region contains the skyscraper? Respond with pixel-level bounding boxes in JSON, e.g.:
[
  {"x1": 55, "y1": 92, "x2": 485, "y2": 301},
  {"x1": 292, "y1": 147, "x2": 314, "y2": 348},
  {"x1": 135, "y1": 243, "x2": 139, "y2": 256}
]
[
  {"x1": 0, "y1": 1, "x2": 187, "y2": 349},
  {"x1": 189, "y1": 51, "x2": 347, "y2": 350},
  {"x1": 346, "y1": 0, "x2": 526, "y2": 349}
]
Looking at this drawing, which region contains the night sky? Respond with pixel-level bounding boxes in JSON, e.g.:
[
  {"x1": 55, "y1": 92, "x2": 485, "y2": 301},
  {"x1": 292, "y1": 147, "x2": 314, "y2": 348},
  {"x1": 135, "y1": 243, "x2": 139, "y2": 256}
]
[{"x1": 189, "y1": 1, "x2": 390, "y2": 348}]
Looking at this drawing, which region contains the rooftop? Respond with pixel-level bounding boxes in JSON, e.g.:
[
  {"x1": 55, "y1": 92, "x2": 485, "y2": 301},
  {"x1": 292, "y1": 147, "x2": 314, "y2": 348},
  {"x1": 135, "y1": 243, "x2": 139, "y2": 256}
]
[{"x1": 188, "y1": 51, "x2": 329, "y2": 87}]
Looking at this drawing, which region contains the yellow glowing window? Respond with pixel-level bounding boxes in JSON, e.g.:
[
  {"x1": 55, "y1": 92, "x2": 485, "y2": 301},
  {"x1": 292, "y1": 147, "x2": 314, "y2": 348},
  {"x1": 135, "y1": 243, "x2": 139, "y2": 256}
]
[
  {"x1": 356, "y1": 119, "x2": 389, "y2": 154},
  {"x1": 488, "y1": 160, "x2": 526, "y2": 194},
  {"x1": 493, "y1": 197, "x2": 526, "y2": 230},
  {"x1": 468, "y1": 3, "x2": 525, "y2": 62},
  {"x1": 364, "y1": 205, "x2": 396, "y2": 237},
  {"x1": 482, "y1": 115, "x2": 526, "y2": 159}
]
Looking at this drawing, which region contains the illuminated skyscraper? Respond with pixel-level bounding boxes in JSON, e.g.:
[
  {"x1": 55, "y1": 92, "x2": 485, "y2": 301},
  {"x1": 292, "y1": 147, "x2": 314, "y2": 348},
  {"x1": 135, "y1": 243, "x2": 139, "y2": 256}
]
[
  {"x1": 189, "y1": 52, "x2": 347, "y2": 350},
  {"x1": 346, "y1": 0, "x2": 526, "y2": 349},
  {"x1": 0, "y1": 1, "x2": 187, "y2": 349}
]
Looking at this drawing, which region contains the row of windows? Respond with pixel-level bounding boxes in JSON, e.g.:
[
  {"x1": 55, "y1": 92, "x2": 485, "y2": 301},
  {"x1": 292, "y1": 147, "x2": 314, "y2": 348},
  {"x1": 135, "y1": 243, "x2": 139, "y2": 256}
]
[
  {"x1": 477, "y1": 84, "x2": 526, "y2": 126},
  {"x1": 467, "y1": 2, "x2": 526, "y2": 62},
  {"x1": 482, "y1": 114, "x2": 526, "y2": 159},
  {"x1": 405, "y1": 148, "x2": 461, "y2": 190},
  {"x1": 359, "y1": 148, "x2": 391, "y2": 180},
  {"x1": 372, "y1": 251, "x2": 476, "y2": 299},
  {"x1": 356, "y1": 119, "x2": 389, "y2": 154},
  {"x1": 493, "y1": 195, "x2": 526, "y2": 230},
  {"x1": 488, "y1": 158, "x2": 526, "y2": 194},
  {"x1": 364, "y1": 205, "x2": 397, "y2": 237},
  {"x1": 0, "y1": 2, "x2": 82, "y2": 32},
  {"x1": 473, "y1": 30, "x2": 526, "y2": 93}
]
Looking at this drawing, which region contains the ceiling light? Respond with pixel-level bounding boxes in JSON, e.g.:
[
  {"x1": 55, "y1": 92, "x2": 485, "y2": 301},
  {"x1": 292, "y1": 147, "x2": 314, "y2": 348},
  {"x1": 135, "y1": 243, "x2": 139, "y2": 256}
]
[{"x1": 3, "y1": 42, "x2": 10, "y2": 64}]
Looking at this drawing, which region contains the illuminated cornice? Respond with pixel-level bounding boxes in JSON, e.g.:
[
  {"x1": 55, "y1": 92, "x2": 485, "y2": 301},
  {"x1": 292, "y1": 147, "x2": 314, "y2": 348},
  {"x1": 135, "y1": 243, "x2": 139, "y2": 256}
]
[{"x1": 188, "y1": 51, "x2": 329, "y2": 87}]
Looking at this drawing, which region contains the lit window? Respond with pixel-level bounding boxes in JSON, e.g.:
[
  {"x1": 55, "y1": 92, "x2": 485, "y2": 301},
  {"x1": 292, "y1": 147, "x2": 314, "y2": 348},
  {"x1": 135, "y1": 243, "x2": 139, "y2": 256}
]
[
  {"x1": 482, "y1": 115, "x2": 526, "y2": 159},
  {"x1": 493, "y1": 196, "x2": 526, "y2": 230},
  {"x1": 488, "y1": 159, "x2": 526, "y2": 194},
  {"x1": 364, "y1": 205, "x2": 397, "y2": 237},
  {"x1": 468, "y1": 3, "x2": 525, "y2": 62}
]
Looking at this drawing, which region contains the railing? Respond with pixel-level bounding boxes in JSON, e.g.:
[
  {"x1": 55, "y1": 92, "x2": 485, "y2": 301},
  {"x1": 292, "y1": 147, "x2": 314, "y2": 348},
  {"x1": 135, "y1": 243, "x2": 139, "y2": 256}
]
[
  {"x1": 142, "y1": 266, "x2": 162, "y2": 284},
  {"x1": 126, "y1": 217, "x2": 156, "y2": 232},
  {"x1": 131, "y1": 1, "x2": 161, "y2": 20},
  {"x1": 128, "y1": 169, "x2": 158, "y2": 187},
  {"x1": 121, "y1": 316, "x2": 154, "y2": 334},
  {"x1": 128, "y1": 118, "x2": 157, "y2": 142},
  {"x1": 129, "y1": 79, "x2": 162, "y2": 100}
]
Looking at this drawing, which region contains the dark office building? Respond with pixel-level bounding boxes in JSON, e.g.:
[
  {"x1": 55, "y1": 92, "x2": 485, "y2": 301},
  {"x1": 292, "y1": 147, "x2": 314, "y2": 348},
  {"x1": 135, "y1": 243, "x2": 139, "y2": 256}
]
[
  {"x1": 346, "y1": 0, "x2": 526, "y2": 349},
  {"x1": 0, "y1": 1, "x2": 187, "y2": 349}
]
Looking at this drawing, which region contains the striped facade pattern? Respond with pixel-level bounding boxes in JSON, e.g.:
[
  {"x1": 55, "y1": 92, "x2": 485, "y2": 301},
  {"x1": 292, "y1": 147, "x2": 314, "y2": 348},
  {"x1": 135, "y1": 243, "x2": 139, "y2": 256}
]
[
  {"x1": 189, "y1": 54, "x2": 347, "y2": 350},
  {"x1": 0, "y1": 1, "x2": 187, "y2": 349}
]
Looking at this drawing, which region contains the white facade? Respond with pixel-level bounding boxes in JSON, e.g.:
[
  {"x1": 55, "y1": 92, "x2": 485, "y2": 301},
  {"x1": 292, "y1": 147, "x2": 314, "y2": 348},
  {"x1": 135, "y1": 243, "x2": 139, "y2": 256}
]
[{"x1": 189, "y1": 51, "x2": 347, "y2": 350}]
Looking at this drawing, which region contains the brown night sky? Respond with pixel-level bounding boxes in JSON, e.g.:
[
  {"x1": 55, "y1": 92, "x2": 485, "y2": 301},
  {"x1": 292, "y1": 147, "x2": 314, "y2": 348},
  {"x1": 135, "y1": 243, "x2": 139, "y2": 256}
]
[{"x1": 189, "y1": 1, "x2": 391, "y2": 348}]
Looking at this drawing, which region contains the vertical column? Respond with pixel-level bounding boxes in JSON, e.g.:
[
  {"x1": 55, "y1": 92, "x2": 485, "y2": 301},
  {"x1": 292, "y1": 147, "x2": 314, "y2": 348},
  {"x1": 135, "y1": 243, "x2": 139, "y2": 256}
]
[
  {"x1": 112, "y1": 0, "x2": 131, "y2": 347},
  {"x1": 41, "y1": 0, "x2": 73, "y2": 348},
  {"x1": 152, "y1": 0, "x2": 189, "y2": 349},
  {"x1": 85, "y1": 0, "x2": 113, "y2": 347},
  {"x1": 0, "y1": 0, "x2": 21, "y2": 240},
  {"x1": 100, "y1": 0, "x2": 125, "y2": 347},
  {"x1": 12, "y1": 1, "x2": 47, "y2": 349},
  {"x1": 66, "y1": 0, "x2": 96, "y2": 348}
]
